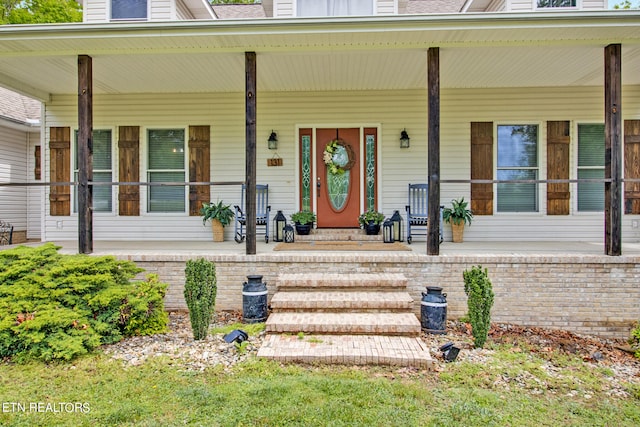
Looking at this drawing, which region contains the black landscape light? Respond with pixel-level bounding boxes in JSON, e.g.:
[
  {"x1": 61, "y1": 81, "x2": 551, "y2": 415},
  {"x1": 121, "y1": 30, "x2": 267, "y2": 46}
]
[{"x1": 223, "y1": 329, "x2": 248, "y2": 344}]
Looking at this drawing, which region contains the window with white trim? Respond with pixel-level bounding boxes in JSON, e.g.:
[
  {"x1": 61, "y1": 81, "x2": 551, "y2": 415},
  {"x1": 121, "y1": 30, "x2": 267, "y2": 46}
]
[
  {"x1": 111, "y1": 0, "x2": 147, "y2": 21},
  {"x1": 497, "y1": 125, "x2": 539, "y2": 212},
  {"x1": 577, "y1": 124, "x2": 605, "y2": 212},
  {"x1": 297, "y1": 0, "x2": 373, "y2": 17},
  {"x1": 74, "y1": 129, "x2": 113, "y2": 213},
  {"x1": 147, "y1": 129, "x2": 186, "y2": 213},
  {"x1": 537, "y1": 0, "x2": 577, "y2": 8}
]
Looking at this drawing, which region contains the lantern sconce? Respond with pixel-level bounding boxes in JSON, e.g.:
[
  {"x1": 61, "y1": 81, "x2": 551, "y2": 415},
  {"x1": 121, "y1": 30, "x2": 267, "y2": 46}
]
[
  {"x1": 268, "y1": 130, "x2": 278, "y2": 150},
  {"x1": 400, "y1": 129, "x2": 410, "y2": 149}
]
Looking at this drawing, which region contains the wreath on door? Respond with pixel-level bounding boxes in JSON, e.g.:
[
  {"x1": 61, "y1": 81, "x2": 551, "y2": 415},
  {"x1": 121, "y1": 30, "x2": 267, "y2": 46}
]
[{"x1": 323, "y1": 139, "x2": 355, "y2": 175}]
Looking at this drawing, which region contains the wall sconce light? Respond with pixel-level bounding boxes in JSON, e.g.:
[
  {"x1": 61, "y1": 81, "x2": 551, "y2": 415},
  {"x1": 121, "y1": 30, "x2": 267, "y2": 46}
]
[
  {"x1": 400, "y1": 129, "x2": 410, "y2": 148},
  {"x1": 268, "y1": 130, "x2": 278, "y2": 150}
]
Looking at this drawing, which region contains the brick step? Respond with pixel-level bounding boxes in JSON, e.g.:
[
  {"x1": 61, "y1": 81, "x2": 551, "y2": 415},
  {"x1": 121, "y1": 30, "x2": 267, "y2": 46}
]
[
  {"x1": 270, "y1": 291, "x2": 414, "y2": 312},
  {"x1": 295, "y1": 228, "x2": 382, "y2": 242},
  {"x1": 257, "y1": 334, "x2": 432, "y2": 368},
  {"x1": 276, "y1": 273, "x2": 407, "y2": 290},
  {"x1": 265, "y1": 312, "x2": 421, "y2": 336}
]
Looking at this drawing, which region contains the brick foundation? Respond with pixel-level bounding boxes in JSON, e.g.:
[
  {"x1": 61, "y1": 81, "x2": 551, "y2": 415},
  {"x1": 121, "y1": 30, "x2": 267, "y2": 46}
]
[{"x1": 119, "y1": 252, "x2": 640, "y2": 339}]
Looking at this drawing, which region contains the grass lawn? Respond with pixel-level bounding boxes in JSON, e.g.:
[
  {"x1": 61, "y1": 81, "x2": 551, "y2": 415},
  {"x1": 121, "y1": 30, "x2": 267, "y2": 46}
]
[{"x1": 1, "y1": 345, "x2": 639, "y2": 427}]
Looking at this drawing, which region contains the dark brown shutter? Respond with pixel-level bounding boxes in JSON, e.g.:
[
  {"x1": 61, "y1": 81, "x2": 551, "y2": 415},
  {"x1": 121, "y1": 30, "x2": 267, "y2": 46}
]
[
  {"x1": 470, "y1": 122, "x2": 493, "y2": 215},
  {"x1": 49, "y1": 127, "x2": 70, "y2": 216},
  {"x1": 547, "y1": 121, "x2": 571, "y2": 215},
  {"x1": 34, "y1": 145, "x2": 41, "y2": 180},
  {"x1": 624, "y1": 120, "x2": 640, "y2": 214},
  {"x1": 118, "y1": 126, "x2": 140, "y2": 216},
  {"x1": 189, "y1": 125, "x2": 211, "y2": 216}
]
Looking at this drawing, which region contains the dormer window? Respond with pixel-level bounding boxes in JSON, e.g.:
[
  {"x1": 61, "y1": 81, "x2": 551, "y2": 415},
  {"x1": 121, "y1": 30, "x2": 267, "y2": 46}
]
[
  {"x1": 537, "y1": 0, "x2": 577, "y2": 8},
  {"x1": 111, "y1": 0, "x2": 148, "y2": 21},
  {"x1": 297, "y1": 0, "x2": 373, "y2": 17}
]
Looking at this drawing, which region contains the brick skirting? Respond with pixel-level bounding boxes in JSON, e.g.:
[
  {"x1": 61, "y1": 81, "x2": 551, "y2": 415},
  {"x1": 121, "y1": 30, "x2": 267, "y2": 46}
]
[{"x1": 119, "y1": 252, "x2": 640, "y2": 340}]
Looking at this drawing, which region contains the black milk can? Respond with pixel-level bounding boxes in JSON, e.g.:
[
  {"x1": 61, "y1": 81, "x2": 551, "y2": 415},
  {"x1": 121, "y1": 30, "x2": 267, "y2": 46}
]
[
  {"x1": 242, "y1": 275, "x2": 268, "y2": 323},
  {"x1": 421, "y1": 286, "x2": 447, "y2": 334}
]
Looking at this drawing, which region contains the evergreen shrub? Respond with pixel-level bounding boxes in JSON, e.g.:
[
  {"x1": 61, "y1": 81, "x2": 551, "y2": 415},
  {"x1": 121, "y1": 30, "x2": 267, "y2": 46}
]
[
  {"x1": 463, "y1": 265, "x2": 494, "y2": 348},
  {"x1": 184, "y1": 258, "x2": 217, "y2": 340},
  {"x1": 0, "y1": 243, "x2": 168, "y2": 362}
]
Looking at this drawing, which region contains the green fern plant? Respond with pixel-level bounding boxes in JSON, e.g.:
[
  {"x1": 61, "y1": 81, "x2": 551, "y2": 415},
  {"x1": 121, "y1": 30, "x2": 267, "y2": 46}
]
[{"x1": 443, "y1": 197, "x2": 474, "y2": 226}]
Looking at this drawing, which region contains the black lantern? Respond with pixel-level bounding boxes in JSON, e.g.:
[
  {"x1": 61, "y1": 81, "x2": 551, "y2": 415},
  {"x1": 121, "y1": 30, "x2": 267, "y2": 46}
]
[
  {"x1": 383, "y1": 219, "x2": 394, "y2": 243},
  {"x1": 391, "y1": 210, "x2": 403, "y2": 242},
  {"x1": 268, "y1": 130, "x2": 278, "y2": 150},
  {"x1": 400, "y1": 129, "x2": 410, "y2": 148},
  {"x1": 273, "y1": 210, "x2": 287, "y2": 242},
  {"x1": 283, "y1": 224, "x2": 295, "y2": 243}
]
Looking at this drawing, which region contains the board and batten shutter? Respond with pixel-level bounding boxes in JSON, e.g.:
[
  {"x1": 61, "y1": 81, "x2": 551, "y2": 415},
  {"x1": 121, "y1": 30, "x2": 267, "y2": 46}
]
[
  {"x1": 49, "y1": 127, "x2": 71, "y2": 216},
  {"x1": 547, "y1": 121, "x2": 571, "y2": 215},
  {"x1": 624, "y1": 120, "x2": 640, "y2": 214},
  {"x1": 188, "y1": 125, "x2": 211, "y2": 216},
  {"x1": 118, "y1": 126, "x2": 140, "y2": 216},
  {"x1": 470, "y1": 122, "x2": 493, "y2": 215}
]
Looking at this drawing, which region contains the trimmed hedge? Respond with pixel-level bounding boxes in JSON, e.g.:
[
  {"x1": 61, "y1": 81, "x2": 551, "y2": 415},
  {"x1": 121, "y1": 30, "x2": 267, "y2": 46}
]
[{"x1": 0, "y1": 243, "x2": 168, "y2": 362}]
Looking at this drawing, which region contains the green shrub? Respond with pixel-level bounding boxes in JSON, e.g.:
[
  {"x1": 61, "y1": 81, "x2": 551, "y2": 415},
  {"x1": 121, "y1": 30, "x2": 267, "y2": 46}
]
[
  {"x1": 184, "y1": 258, "x2": 217, "y2": 340},
  {"x1": 0, "y1": 243, "x2": 168, "y2": 362},
  {"x1": 463, "y1": 265, "x2": 494, "y2": 348},
  {"x1": 631, "y1": 321, "x2": 640, "y2": 359}
]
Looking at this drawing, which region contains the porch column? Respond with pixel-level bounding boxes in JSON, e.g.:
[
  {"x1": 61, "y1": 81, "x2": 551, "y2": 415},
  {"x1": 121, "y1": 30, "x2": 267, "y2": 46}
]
[
  {"x1": 427, "y1": 47, "x2": 441, "y2": 256},
  {"x1": 245, "y1": 52, "x2": 257, "y2": 255},
  {"x1": 78, "y1": 55, "x2": 93, "y2": 254},
  {"x1": 604, "y1": 44, "x2": 622, "y2": 256}
]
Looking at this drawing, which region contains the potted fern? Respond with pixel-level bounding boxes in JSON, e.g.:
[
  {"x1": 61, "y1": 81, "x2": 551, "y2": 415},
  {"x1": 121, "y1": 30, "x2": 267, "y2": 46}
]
[
  {"x1": 290, "y1": 210, "x2": 316, "y2": 235},
  {"x1": 200, "y1": 201, "x2": 234, "y2": 242},
  {"x1": 358, "y1": 210, "x2": 385, "y2": 235},
  {"x1": 442, "y1": 197, "x2": 473, "y2": 243}
]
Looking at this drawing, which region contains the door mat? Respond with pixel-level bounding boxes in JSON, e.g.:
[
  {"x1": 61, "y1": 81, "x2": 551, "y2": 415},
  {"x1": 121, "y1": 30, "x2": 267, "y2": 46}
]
[{"x1": 273, "y1": 241, "x2": 411, "y2": 251}]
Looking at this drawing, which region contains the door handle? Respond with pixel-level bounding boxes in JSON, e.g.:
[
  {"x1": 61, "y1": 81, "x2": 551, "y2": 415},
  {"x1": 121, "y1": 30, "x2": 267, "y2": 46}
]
[{"x1": 317, "y1": 177, "x2": 321, "y2": 197}]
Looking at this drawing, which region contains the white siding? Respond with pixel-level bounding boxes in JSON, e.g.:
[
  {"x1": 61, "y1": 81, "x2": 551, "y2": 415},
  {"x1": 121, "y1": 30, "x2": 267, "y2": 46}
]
[
  {"x1": 274, "y1": 0, "x2": 294, "y2": 17},
  {"x1": 151, "y1": 0, "x2": 173, "y2": 20},
  {"x1": 582, "y1": 0, "x2": 607, "y2": 9},
  {"x1": 376, "y1": 0, "x2": 396, "y2": 15},
  {"x1": 0, "y1": 125, "x2": 28, "y2": 231},
  {"x1": 83, "y1": 0, "x2": 108, "y2": 22},
  {"x1": 27, "y1": 131, "x2": 42, "y2": 240},
  {"x1": 509, "y1": 0, "x2": 534, "y2": 12},
  {"x1": 42, "y1": 86, "x2": 640, "y2": 242}
]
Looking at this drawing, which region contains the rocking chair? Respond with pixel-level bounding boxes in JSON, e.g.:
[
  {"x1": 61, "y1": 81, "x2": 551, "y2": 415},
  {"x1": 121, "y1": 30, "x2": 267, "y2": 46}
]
[
  {"x1": 405, "y1": 183, "x2": 443, "y2": 244},
  {"x1": 234, "y1": 184, "x2": 271, "y2": 243}
]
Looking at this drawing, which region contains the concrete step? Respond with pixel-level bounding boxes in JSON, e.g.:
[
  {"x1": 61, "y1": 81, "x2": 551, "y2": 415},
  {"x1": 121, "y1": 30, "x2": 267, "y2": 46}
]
[
  {"x1": 276, "y1": 273, "x2": 408, "y2": 290},
  {"x1": 270, "y1": 291, "x2": 414, "y2": 312},
  {"x1": 257, "y1": 334, "x2": 432, "y2": 368},
  {"x1": 265, "y1": 312, "x2": 421, "y2": 336}
]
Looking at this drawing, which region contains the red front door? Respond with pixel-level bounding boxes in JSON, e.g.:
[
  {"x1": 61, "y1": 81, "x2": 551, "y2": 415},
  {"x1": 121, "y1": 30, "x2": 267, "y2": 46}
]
[{"x1": 316, "y1": 128, "x2": 360, "y2": 228}]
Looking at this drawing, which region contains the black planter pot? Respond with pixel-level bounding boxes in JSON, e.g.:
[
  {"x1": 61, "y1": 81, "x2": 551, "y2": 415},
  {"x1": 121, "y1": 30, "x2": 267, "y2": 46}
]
[
  {"x1": 365, "y1": 222, "x2": 381, "y2": 235},
  {"x1": 295, "y1": 223, "x2": 312, "y2": 235}
]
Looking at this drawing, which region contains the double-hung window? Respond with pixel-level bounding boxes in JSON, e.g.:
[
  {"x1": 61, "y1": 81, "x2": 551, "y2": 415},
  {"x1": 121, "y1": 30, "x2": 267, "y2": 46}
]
[
  {"x1": 297, "y1": 0, "x2": 373, "y2": 17},
  {"x1": 577, "y1": 124, "x2": 605, "y2": 212},
  {"x1": 536, "y1": 0, "x2": 577, "y2": 8},
  {"x1": 497, "y1": 125, "x2": 539, "y2": 212},
  {"x1": 111, "y1": 0, "x2": 147, "y2": 21},
  {"x1": 147, "y1": 129, "x2": 186, "y2": 213},
  {"x1": 74, "y1": 129, "x2": 113, "y2": 213}
]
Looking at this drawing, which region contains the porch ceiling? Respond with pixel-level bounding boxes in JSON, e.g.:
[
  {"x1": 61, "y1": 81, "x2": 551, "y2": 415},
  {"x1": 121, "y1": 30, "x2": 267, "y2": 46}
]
[{"x1": 0, "y1": 12, "x2": 639, "y2": 101}]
